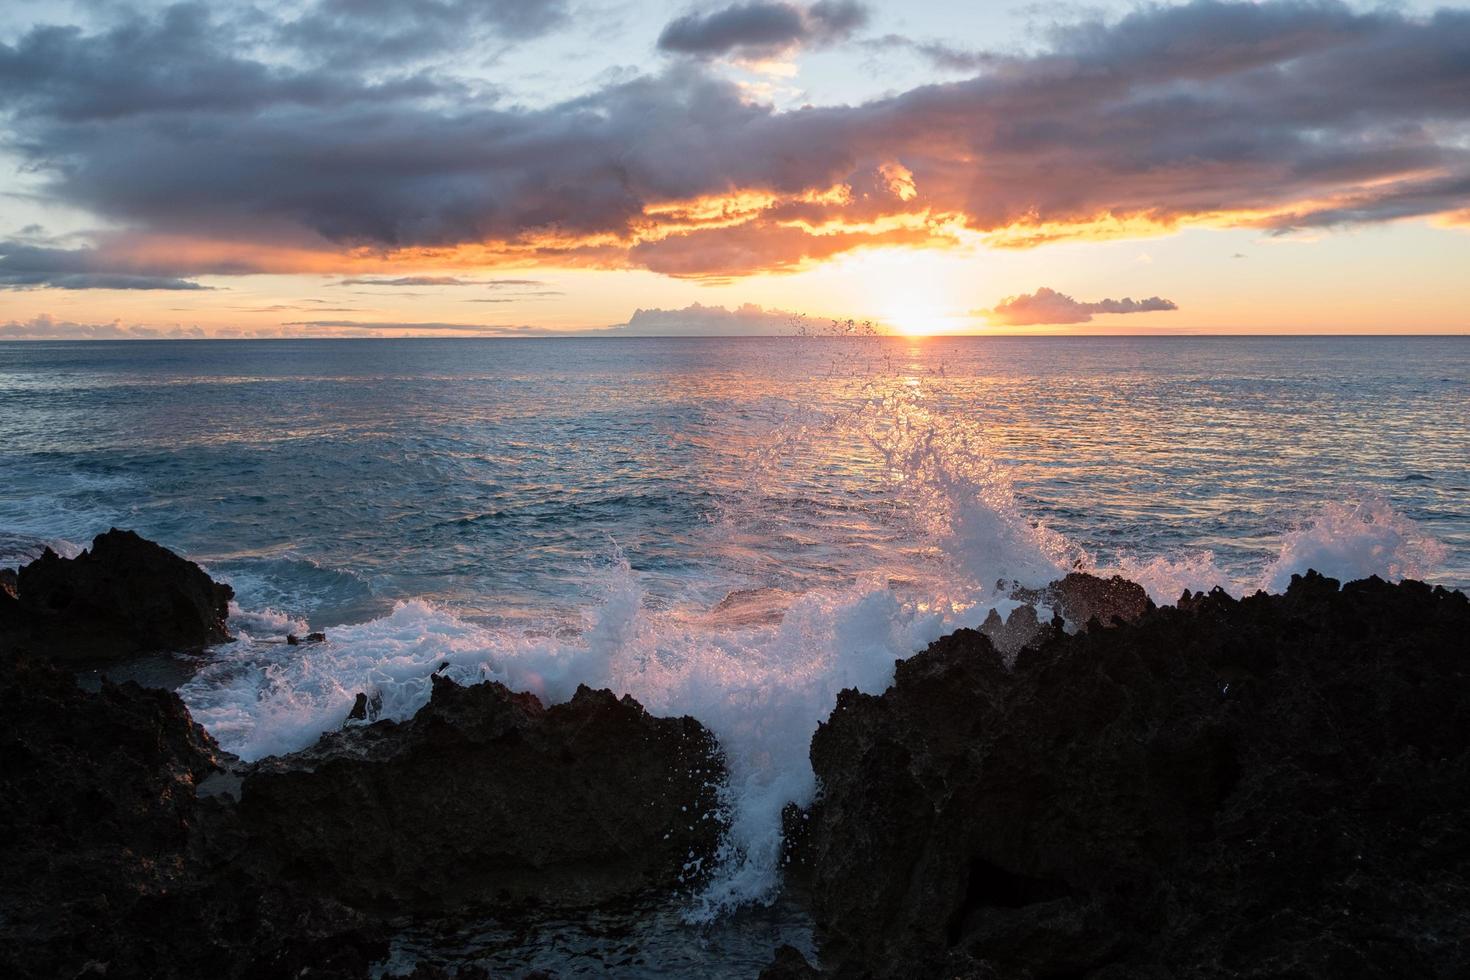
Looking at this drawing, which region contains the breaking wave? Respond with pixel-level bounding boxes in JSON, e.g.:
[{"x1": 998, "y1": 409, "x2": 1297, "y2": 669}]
[{"x1": 178, "y1": 367, "x2": 1449, "y2": 921}]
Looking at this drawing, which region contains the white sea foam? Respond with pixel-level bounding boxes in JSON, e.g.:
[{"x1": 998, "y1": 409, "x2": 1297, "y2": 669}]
[
  {"x1": 184, "y1": 553, "x2": 958, "y2": 919},
  {"x1": 0, "y1": 534, "x2": 85, "y2": 570},
  {"x1": 1112, "y1": 550, "x2": 1233, "y2": 604},
  {"x1": 1260, "y1": 497, "x2": 1449, "y2": 593},
  {"x1": 226, "y1": 601, "x2": 310, "y2": 638}
]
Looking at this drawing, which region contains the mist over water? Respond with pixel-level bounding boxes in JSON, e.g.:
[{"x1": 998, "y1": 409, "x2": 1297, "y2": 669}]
[{"x1": 2, "y1": 335, "x2": 1466, "y2": 915}]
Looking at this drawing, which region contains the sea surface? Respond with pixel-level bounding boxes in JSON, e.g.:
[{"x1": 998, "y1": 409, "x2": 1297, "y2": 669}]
[{"x1": 2, "y1": 335, "x2": 1467, "y2": 936}]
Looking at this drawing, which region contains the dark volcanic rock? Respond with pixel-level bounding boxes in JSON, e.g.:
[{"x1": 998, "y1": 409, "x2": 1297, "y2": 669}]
[
  {"x1": 1043, "y1": 570, "x2": 1152, "y2": 628},
  {"x1": 0, "y1": 653, "x2": 385, "y2": 980},
  {"x1": 239, "y1": 674, "x2": 726, "y2": 913},
  {"x1": 759, "y1": 943, "x2": 823, "y2": 979},
  {"x1": 0, "y1": 528, "x2": 233, "y2": 663},
  {"x1": 1, "y1": 535, "x2": 727, "y2": 980},
  {"x1": 804, "y1": 572, "x2": 1470, "y2": 979},
  {"x1": 984, "y1": 572, "x2": 1153, "y2": 656},
  {"x1": 0, "y1": 656, "x2": 725, "y2": 978}
]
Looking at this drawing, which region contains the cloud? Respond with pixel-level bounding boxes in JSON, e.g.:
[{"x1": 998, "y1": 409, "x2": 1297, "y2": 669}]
[
  {"x1": 0, "y1": 314, "x2": 205, "y2": 339},
  {"x1": 596, "y1": 302, "x2": 800, "y2": 335},
  {"x1": 2, "y1": 1, "x2": 1468, "y2": 281},
  {"x1": 280, "y1": 319, "x2": 546, "y2": 335},
  {"x1": 0, "y1": 242, "x2": 211, "y2": 289},
  {"x1": 335, "y1": 276, "x2": 546, "y2": 287},
  {"x1": 657, "y1": 2, "x2": 868, "y2": 58},
  {"x1": 862, "y1": 34, "x2": 994, "y2": 72},
  {"x1": 0, "y1": 6, "x2": 443, "y2": 122},
  {"x1": 985, "y1": 287, "x2": 1178, "y2": 326},
  {"x1": 279, "y1": 0, "x2": 570, "y2": 68}
]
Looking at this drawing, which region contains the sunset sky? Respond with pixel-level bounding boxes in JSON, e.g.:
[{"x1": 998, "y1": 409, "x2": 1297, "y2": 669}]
[{"x1": 2, "y1": 0, "x2": 1468, "y2": 338}]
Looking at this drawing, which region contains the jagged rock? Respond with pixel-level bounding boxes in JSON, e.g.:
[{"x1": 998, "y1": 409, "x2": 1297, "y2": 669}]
[
  {"x1": 759, "y1": 944, "x2": 822, "y2": 979},
  {"x1": 238, "y1": 675, "x2": 727, "y2": 913},
  {"x1": 978, "y1": 603, "x2": 1052, "y2": 656},
  {"x1": 0, "y1": 528, "x2": 233, "y2": 663},
  {"x1": 1045, "y1": 571, "x2": 1152, "y2": 627},
  {"x1": 803, "y1": 572, "x2": 1470, "y2": 979},
  {"x1": 0, "y1": 653, "x2": 384, "y2": 980},
  {"x1": 0, "y1": 651, "x2": 727, "y2": 977},
  {"x1": 1010, "y1": 571, "x2": 1153, "y2": 630},
  {"x1": 981, "y1": 572, "x2": 1154, "y2": 656}
]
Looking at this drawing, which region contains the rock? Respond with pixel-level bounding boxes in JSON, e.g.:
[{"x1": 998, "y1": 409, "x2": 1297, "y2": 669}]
[
  {"x1": 345, "y1": 689, "x2": 382, "y2": 723},
  {"x1": 979, "y1": 573, "x2": 1154, "y2": 657},
  {"x1": 1047, "y1": 571, "x2": 1152, "y2": 627},
  {"x1": 0, "y1": 568, "x2": 18, "y2": 624},
  {"x1": 0, "y1": 650, "x2": 727, "y2": 976},
  {"x1": 0, "y1": 528, "x2": 233, "y2": 664},
  {"x1": 1010, "y1": 571, "x2": 1153, "y2": 631},
  {"x1": 978, "y1": 603, "x2": 1052, "y2": 657},
  {"x1": 0, "y1": 653, "x2": 384, "y2": 979},
  {"x1": 239, "y1": 675, "x2": 727, "y2": 914},
  {"x1": 802, "y1": 572, "x2": 1470, "y2": 979},
  {"x1": 758, "y1": 944, "x2": 822, "y2": 979}
]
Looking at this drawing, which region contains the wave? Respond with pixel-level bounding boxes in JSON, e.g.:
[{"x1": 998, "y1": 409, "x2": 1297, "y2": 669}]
[
  {"x1": 0, "y1": 533, "x2": 85, "y2": 570},
  {"x1": 1260, "y1": 498, "x2": 1449, "y2": 594},
  {"x1": 175, "y1": 367, "x2": 1450, "y2": 922}
]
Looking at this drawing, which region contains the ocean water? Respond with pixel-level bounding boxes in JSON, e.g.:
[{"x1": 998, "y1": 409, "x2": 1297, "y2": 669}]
[{"x1": 2, "y1": 335, "x2": 1467, "y2": 920}]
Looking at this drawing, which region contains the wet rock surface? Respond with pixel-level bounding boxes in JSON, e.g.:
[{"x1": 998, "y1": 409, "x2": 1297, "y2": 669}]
[
  {"x1": 982, "y1": 572, "x2": 1154, "y2": 656},
  {"x1": 801, "y1": 572, "x2": 1470, "y2": 979},
  {"x1": 240, "y1": 674, "x2": 726, "y2": 913},
  {"x1": 0, "y1": 652, "x2": 386, "y2": 979},
  {"x1": 0, "y1": 654, "x2": 726, "y2": 978},
  {"x1": 6, "y1": 530, "x2": 1469, "y2": 979},
  {"x1": 0, "y1": 528, "x2": 233, "y2": 664}
]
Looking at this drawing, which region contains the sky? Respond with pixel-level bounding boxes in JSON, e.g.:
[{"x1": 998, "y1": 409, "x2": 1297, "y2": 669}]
[{"x1": 1, "y1": 0, "x2": 1468, "y2": 338}]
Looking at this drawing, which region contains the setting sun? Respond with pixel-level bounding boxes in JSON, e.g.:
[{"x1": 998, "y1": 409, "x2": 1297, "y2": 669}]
[{"x1": 881, "y1": 298, "x2": 969, "y2": 336}]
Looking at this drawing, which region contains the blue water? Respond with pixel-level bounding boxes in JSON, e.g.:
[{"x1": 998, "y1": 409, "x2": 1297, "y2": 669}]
[
  {"x1": 3, "y1": 334, "x2": 1467, "y2": 928},
  {"x1": 2, "y1": 337, "x2": 1465, "y2": 619}
]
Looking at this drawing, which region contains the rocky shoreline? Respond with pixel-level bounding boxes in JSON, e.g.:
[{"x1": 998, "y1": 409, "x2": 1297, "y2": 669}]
[{"x1": 2, "y1": 531, "x2": 1467, "y2": 978}]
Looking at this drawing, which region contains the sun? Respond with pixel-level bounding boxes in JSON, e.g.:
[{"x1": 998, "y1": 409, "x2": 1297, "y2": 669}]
[
  {"x1": 884, "y1": 302, "x2": 969, "y2": 336},
  {"x1": 889, "y1": 313, "x2": 952, "y2": 336}
]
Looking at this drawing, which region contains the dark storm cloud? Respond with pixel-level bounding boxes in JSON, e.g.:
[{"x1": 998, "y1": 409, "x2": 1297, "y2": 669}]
[
  {"x1": 2, "y1": 1, "x2": 1468, "y2": 280},
  {"x1": 0, "y1": 5, "x2": 442, "y2": 122},
  {"x1": 986, "y1": 288, "x2": 1178, "y2": 326},
  {"x1": 657, "y1": 1, "x2": 869, "y2": 57},
  {"x1": 0, "y1": 242, "x2": 211, "y2": 290},
  {"x1": 280, "y1": 0, "x2": 570, "y2": 68}
]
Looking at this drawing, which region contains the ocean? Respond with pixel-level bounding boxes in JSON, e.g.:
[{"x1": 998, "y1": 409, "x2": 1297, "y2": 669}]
[{"x1": 2, "y1": 334, "x2": 1466, "y2": 919}]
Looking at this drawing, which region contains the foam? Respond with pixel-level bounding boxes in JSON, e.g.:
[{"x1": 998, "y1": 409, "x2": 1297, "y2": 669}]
[
  {"x1": 1112, "y1": 550, "x2": 1234, "y2": 604},
  {"x1": 183, "y1": 559, "x2": 954, "y2": 920},
  {"x1": 0, "y1": 533, "x2": 84, "y2": 570},
  {"x1": 1260, "y1": 497, "x2": 1449, "y2": 593}
]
